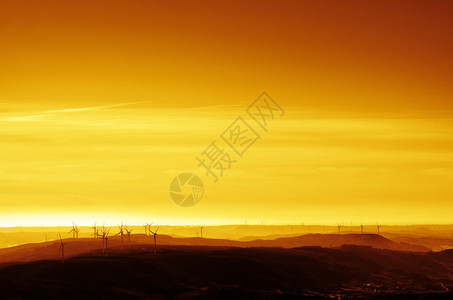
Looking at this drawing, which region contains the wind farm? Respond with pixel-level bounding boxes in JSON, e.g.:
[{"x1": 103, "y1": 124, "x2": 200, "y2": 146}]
[{"x1": 1, "y1": 223, "x2": 453, "y2": 298}]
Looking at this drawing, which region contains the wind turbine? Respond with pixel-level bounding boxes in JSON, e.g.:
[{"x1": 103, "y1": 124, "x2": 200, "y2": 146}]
[
  {"x1": 361, "y1": 222, "x2": 364, "y2": 235},
  {"x1": 91, "y1": 222, "x2": 98, "y2": 238},
  {"x1": 116, "y1": 222, "x2": 125, "y2": 248},
  {"x1": 100, "y1": 226, "x2": 110, "y2": 255},
  {"x1": 199, "y1": 225, "x2": 205, "y2": 238},
  {"x1": 58, "y1": 234, "x2": 66, "y2": 263},
  {"x1": 124, "y1": 225, "x2": 133, "y2": 246},
  {"x1": 337, "y1": 224, "x2": 341, "y2": 235},
  {"x1": 377, "y1": 223, "x2": 381, "y2": 235},
  {"x1": 149, "y1": 226, "x2": 159, "y2": 255},
  {"x1": 144, "y1": 223, "x2": 152, "y2": 235},
  {"x1": 68, "y1": 222, "x2": 80, "y2": 239}
]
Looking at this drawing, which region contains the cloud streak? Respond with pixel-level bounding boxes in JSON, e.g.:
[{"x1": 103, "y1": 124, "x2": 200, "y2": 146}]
[{"x1": 0, "y1": 101, "x2": 152, "y2": 122}]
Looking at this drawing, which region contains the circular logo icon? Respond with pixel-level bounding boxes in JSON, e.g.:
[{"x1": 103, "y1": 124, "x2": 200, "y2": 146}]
[{"x1": 169, "y1": 173, "x2": 204, "y2": 207}]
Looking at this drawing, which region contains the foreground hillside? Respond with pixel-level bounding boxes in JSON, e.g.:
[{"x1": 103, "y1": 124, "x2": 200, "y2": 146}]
[{"x1": 0, "y1": 245, "x2": 452, "y2": 299}]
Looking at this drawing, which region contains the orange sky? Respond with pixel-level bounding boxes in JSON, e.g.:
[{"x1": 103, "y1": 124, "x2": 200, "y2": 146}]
[{"x1": 1, "y1": 0, "x2": 453, "y2": 226}]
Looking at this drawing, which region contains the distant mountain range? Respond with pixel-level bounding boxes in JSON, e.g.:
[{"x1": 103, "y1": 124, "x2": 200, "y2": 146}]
[{"x1": 0, "y1": 233, "x2": 430, "y2": 264}]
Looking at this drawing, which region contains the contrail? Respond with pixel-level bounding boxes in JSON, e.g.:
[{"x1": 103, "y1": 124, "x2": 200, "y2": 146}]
[
  {"x1": 46, "y1": 101, "x2": 152, "y2": 113},
  {"x1": 0, "y1": 101, "x2": 152, "y2": 122}
]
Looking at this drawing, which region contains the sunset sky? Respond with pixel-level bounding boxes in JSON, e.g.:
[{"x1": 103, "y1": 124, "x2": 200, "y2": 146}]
[{"x1": 1, "y1": 0, "x2": 453, "y2": 226}]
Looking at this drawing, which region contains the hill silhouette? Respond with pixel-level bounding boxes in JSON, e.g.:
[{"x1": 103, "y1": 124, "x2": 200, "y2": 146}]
[
  {"x1": 0, "y1": 245, "x2": 452, "y2": 299},
  {"x1": 0, "y1": 234, "x2": 430, "y2": 263},
  {"x1": 0, "y1": 233, "x2": 429, "y2": 264}
]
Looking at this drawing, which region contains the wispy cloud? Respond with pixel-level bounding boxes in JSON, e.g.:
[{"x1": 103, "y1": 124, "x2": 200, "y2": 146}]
[
  {"x1": 0, "y1": 101, "x2": 152, "y2": 122},
  {"x1": 45, "y1": 101, "x2": 152, "y2": 113}
]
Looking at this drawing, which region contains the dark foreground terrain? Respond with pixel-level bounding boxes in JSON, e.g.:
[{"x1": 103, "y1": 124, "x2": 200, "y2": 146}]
[{"x1": 1, "y1": 245, "x2": 453, "y2": 299}]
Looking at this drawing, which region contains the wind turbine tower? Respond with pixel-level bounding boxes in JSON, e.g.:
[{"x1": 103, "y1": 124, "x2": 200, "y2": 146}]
[
  {"x1": 91, "y1": 222, "x2": 98, "y2": 238},
  {"x1": 124, "y1": 225, "x2": 133, "y2": 246},
  {"x1": 149, "y1": 226, "x2": 160, "y2": 255},
  {"x1": 117, "y1": 223, "x2": 125, "y2": 248},
  {"x1": 58, "y1": 234, "x2": 66, "y2": 263},
  {"x1": 69, "y1": 222, "x2": 80, "y2": 239},
  {"x1": 100, "y1": 226, "x2": 110, "y2": 255},
  {"x1": 144, "y1": 223, "x2": 152, "y2": 235}
]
